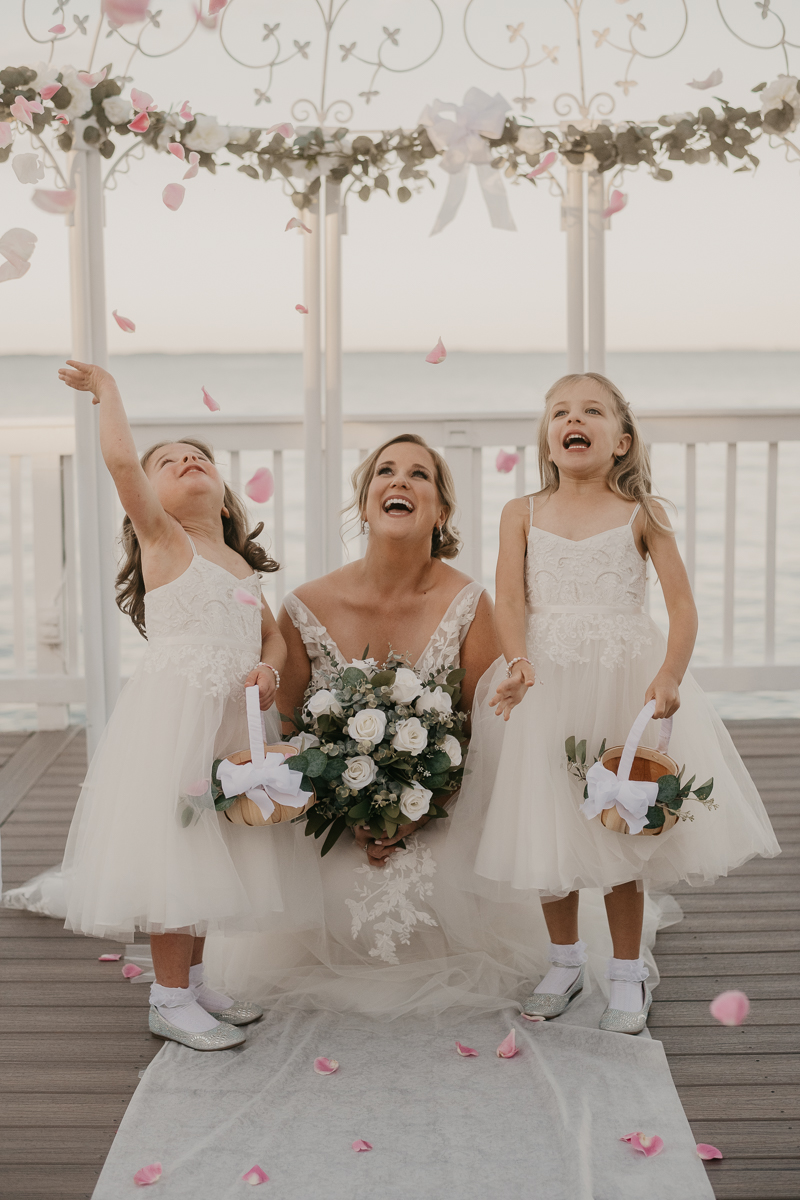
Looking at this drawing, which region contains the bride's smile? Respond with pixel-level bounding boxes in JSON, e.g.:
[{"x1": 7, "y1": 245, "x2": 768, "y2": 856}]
[{"x1": 366, "y1": 445, "x2": 445, "y2": 542}]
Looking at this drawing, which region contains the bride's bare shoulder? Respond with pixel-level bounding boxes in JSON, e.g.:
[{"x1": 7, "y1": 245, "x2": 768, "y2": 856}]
[
  {"x1": 430, "y1": 559, "x2": 475, "y2": 595},
  {"x1": 291, "y1": 565, "x2": 360, "y2": 612}
]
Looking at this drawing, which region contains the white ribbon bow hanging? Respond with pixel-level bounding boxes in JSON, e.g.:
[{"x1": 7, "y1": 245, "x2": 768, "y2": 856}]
[
  {"x1": 418, "y1": 87, "x2": 517, "y2": 236},
  {"x1": 216, "y1": 685, "x2": 312, "y2": 821},
  {"x1": 581, "y1": 763, "x2": 658, "y2": 837}
]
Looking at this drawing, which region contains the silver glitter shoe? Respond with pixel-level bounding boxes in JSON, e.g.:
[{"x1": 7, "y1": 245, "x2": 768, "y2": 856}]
[
  {"x1": 207, "y1": 1000, "x2": 264, "y2": 1026},
  {"x1": 148, "y1": 1006, "x2": 247, "y2": 1050},
  {"x1": 599, "y1": 983, "x2": 653, "y2": 1034},
  {"x1": 521, "y1": 964, "x2": 585, "y2": 1021}
]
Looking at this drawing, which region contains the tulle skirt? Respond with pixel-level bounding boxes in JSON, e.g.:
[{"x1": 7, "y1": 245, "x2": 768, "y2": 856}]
[{"x1": 457, "y1": 628, "x2": 781, "y2": 901}]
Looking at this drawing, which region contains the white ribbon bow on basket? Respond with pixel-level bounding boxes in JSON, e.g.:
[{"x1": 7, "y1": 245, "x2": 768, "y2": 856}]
[
  {"x1": 419, "y1": 87, "x2": 517, "y2": 236},
  {"x1": 216, "y1": 686, "x2": 312, "y2": 821},
  {"x1": 580, "y1": 701, "x2": 673, "y2": 836}
]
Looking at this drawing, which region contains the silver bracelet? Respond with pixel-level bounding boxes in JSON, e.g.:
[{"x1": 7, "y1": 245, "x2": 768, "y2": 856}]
[
  {"x1": 506, "y1": 656, "x2": 533, "y2": 678},
  {"x1": 257, "y1": 662, "x2": 281, "y2": 689}
]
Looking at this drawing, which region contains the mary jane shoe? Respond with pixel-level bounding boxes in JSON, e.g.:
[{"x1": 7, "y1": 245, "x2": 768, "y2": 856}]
[
  {"x1": 206, "y1": 999, "x2": 264, "y2": 1026},
  {"x1": 599, "y1": 983, "x2": 653, "y2": 1035},
  {"x1": 521, "y1": 964, "x2": 585, "y2": 1021},
  {"x1": 148, "y1": 1006, "x2": 247, "y2": 1051}
]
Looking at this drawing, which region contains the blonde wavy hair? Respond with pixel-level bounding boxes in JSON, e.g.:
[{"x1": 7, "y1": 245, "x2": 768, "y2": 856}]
[
  {"x1": 537, "y1": 372, "x2": 674, "y2": 534},
  {"x1": 346, "y1": 433, "x2": 461, "y2": 560}
]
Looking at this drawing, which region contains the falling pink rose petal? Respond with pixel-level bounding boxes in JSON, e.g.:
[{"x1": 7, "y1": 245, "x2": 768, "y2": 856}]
[
  {"x1": 620, "y1": 1132, "x2": 664, "y2": 1158},
  {"x1": 209, "y1": 0, "x2": 228, "y2": 12},
  {"x1": 98, "y1": 953, "x2": 122, "y2": 961},
  {"x1": 183, "y1": 152, "x2": 200, "y2": 180},
  {"x1": 185, "y1": 779, "x2": 209, "y2": 797},
  {"x1": 128, "y1": 112, "x2": 150, "y2": 133},
  {"x1": 352, "y1": 1140, "x2": 372, "y2": 1153},
  {"x1": 131, "y1": 88, "x2": 156, "y2": 113},
  {"x1": 688, "y1": 69, "x2": 723, "y2": 91},
  {"x1": 0, "y1": 227, "x2": 37, "y2": 283},
  {"x1": 201, "y1": 385, "x2": 220, "y2": 412},
  {"x1": 295, "y1": 303, "x2": 308, "y2": 314},
  {"x1": 48, "y1": 24, "x2": 67, "y2": 34},
  {"x1": 709, "y1": 989, "x2": 750, "y2": 1026},
  {"x1": 696, "y1": 1144, "x2": 723, "y2": 1160},
  {"x1": 602, "y1": 189, "x2": 628, "y2": 220},
  {"x1": 192, "y1": 4, "x2": 219, "y2": 30},
  {"x1": 10, "y1": 96, "x2": 45, "y2": 128},
  {"x1": 78, "y1": 68, "x2": 107, "y2": 87},
  {"x1": 168, "y1": 142, "x2": 186, "y2": 160},
  {"x1": 242, "y1": 1165, "x2": 269, "y2": 1185},
  {"x1": 103, "y1": 0, "x2": 149, "y2": 25},
  {"x1": 455, "y1": 1041, "x2": 479, "y2": 1057},
  {"x1": 234, "y1": 588, "x2": 259, "y2": 608},
  {"x1": 245, "y1": 468, "x2": 274, "y2": 504},
  {"x1": 32, "y1": 188, "x2": 76, "y2": 214},
  {"x1": 313, "y1": 1057, "x2": 339, "y2": 1074},
  {"x1": 496, "y1": 1029, "x2": 520, "y2": 1058},
  {"x1": 179, "y1": 101, "x2": 193, "y2": 121},
  {"x1": 425, "y1": 337, "x2": 447, "y2": 365},
  {"x1": 54, "y1": 114, "x2": 69, "y2": 126},
  {"x1": 285, "y1": 217, "x2": 311, "y2": 233},
  {"x1": 526, "y1": 150, "x2": 558, "y2": 179},
  {"x1": 162, "y1": 183, "x2": 185, "y2": 211},
  {"x1": 122, "y1": 963, "x2": 143, "y2": 979},
  {"x1": 0, "y1": 124, "x2": 12, "y2": 149},
  {"x1": 112, "y1": 309, "x2": 136, "y2": 333},
  {"x1": 39, "y1": 83, "x2": 63, "y2": 100},
  {"x1": 496, "y1": 449, "x2": 520, "y2": 474},
  {"x1": 266, "y1": 122, "x2": 295, "y2": 139},
  {"x1": 133, "y1": 1162, "x2": 162, "y2": 1186}
]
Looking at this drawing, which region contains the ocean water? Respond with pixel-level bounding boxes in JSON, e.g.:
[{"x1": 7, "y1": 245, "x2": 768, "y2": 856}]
[{"x1": 1, "y1": 350, "x2": 799, "y2": 729}]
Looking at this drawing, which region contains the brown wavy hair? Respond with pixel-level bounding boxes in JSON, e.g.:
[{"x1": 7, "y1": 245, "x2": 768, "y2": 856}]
[
  {"x1": 116, "y1": 438, "x2": 279, "y2": 638},
  {"x1": 346, "y1": 433, "x2": 461, "y2": 560}
]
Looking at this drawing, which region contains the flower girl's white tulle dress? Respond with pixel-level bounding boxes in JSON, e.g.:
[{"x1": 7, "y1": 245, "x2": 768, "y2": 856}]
[
  {"x1": 60, "y1": 539, "x2": 304, "y2": 942},
  {"x1": 455, "y1": 499, "x2": 779, "y2": 904}
]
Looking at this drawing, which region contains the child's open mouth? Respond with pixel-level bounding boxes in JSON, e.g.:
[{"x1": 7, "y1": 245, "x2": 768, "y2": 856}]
[{"x1": 563, "y1": 433, "x2": 591, "y2": 451}]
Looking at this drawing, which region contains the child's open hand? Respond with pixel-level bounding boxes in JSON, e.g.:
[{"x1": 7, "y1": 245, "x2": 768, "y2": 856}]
[
  {"x1": 490, "y1": 663, "x2": 535, "y2": 721},
  {"x1": 58, "y1": 360, "x2": 116, "y2": 403},
  {"x1": 645, "y1": 670, "x2": 681, "y2": 719},
  {"x1": 245, "y1": 663, "x2": 278, "y2": 711}
]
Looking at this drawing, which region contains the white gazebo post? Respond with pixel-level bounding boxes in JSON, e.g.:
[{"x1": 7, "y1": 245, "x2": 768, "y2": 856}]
[
  {"x1": 303, "y1": 197, "x2": 324, "y2": 577},
  {"x1": 586, "y1": 171, "x2": 606, "y2": 374},
  {"x1": 564, "y1": 163, "x2": 585, "y2": 373},
  {"x1": 68, "y1": 146, "x2": 120, "y2": 758},
  {"x1": 324, "y1": 178, "x2": 343, "y2": 570}
]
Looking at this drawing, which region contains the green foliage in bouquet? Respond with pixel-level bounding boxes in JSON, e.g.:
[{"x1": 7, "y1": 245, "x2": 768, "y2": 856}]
[{"x1": 282, "y1": 650, "x2": 468, "y2": 856}]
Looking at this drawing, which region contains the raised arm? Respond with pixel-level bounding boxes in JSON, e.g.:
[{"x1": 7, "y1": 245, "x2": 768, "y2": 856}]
[
  {"x1": 643, "y1": 507, "x2": 698, "y2": 719},
  {"x1": 58, "y1": 361, "x2": 171, "y2": 546},
  {"x1": 490, "y1": 497, "x2": 536, "y2": 720}
]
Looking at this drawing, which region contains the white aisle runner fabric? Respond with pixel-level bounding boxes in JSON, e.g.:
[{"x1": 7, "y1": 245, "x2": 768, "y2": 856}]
[{"x1": 94, "y1": 996, "x2": 714, "y2": 1200}]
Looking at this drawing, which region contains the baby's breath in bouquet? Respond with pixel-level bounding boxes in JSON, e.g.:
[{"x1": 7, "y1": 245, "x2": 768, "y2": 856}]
[{"x1": 283, "y1": 651, "x2": 468, "y2": 855}]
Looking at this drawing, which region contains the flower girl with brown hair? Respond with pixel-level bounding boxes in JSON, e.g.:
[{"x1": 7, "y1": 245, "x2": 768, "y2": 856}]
[{"x1": 465, "y1": 371, "x2": 779, "y2": 1032}]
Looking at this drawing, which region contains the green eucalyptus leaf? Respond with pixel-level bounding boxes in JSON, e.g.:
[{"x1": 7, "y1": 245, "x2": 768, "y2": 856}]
[
  {"x1": 303, "y1": 748, "x2": 329, "y2": 778},
  {"x1": 181, "y1": 806, "x2": 194, "y2": 827},
  {"x1": 565, "y1": 735, "x2": 576, "y2": 762},
  {"x1": 693, "y1": 779, "x2": 714, "y2": 802},
  {"x1": 576, "y1": 739, "x2": 587, "y2": 766},
  {"x1": 341, "y1": 666, "x2": 367, "y2": 688},
  {"x1": 370, "y1": 670, "x2": 397, "y2": 690},
  {"x1": 645, "y1": 804, "x2": 665, "y2": 830},
  {"x1": 656, "y1": 774, "x2": 680, "y2": 803},
  {"x1": 446, "y1": 668, "x2": 466, "y2": 685}
]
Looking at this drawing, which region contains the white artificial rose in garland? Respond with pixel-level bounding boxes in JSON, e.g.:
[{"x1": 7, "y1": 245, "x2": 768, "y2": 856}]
[
  {"x1": 389, "y1": 667, "x2": 424, "y2": 704},
  {"x1": 341, "y1": 755, "x2": 379, "y2": 791},
  {"x1": 399, "y1": 781, "x2": 433, "y2": 820},
  {"x1": 392, "y1": 716, "x2": 428, "y2": 756},
  {"x1": 306, "y1": 689, "x2": 343, "y2": 718},
  {"x1": 288, "y1": 731, "x2": 321, "y2": 753},
  {"x1": 346, "y1": 708, "x2": 387, "y2": 746},
  {"x1": 184, "y1": 114, "x2": 231, "y2": 153},
  {"x1": 415, "y1": 685, "x2": 452, "y2": 718}
]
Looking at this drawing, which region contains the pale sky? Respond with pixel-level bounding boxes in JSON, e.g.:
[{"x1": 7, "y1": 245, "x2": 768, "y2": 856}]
[{"x1": 1, "y1": 0, "x2": 799, "y2": 354}]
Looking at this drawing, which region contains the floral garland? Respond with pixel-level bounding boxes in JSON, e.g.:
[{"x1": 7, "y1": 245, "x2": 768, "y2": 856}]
[{"x1": 1, "y1": 62, "x2": 798, "y2": 210}]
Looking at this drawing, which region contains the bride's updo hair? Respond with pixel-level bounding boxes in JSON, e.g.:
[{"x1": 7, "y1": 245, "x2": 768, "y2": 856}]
[{"x1": 347, "y1": 433, "x2": 461, "y2": 560}]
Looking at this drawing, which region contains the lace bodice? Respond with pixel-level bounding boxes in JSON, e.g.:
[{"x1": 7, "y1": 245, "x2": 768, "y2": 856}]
[
  {"x1": 141, "y1": 552, "x2": 262, "y2": 698},
  {"x1": 284, "y1": 581, "x2": 484, "y2": 686}
]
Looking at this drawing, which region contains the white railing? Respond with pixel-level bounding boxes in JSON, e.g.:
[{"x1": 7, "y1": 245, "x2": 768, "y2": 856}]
[{"x1": 2, "y1": 408, "x2": 799, "y2": 730}]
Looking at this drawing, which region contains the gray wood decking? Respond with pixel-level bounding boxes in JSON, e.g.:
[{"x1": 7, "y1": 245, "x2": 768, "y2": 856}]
[{"x1": 0, "y1": 720, "x2": 797, "y2": 1199}]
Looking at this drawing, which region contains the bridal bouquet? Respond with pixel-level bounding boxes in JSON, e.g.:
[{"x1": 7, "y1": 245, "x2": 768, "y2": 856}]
[{"x1": 283, "y1": 652, "x2": 468, "y2": 855}]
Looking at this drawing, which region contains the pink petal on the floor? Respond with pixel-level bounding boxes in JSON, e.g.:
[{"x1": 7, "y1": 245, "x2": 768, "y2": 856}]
[
  {"x1": 266, "y1": 123, "x2": 294, "y2": 139},
  {"x1": 245, "y1": 467, "x2": 274, "y2": 504},
  {"x1": 48, "y1": 25, "x2": 66, "y2": 35},
  {"x1": 526, "y1": 150, "x2": 557, "y2": 179},
  {"x1": 352, "y1": 1140, "x2": 372, "y2": 1152},
  {"x1": 520, "y1": 1013, "x2": 546, "y2": 1022},
  {"x1": 179, "y1": 101, "x2": 193, "y2": 121},
  {"x1": 455, "y1": 1041, "x2": 479, "y2": 1057},
  {"x1": 112, "y1": 309, "x2": 136, "y2": 333},
  {"x1": 183, "y1": 152, "x2": 200, "y2": 180},
  {"x1": 185, "y1": 779, "x2": 209, "y2": 796},
  {"x1": 295, "y1": 303, "x2": 308, "y2": 314},
  {"x1": 496, "y1": 1029, "x2": 519, "y2": 1058},
  {"x1": 285, "y1": 217, "x2": 311, "y2": 233},
  {"x1": 128, "y1": 112, "x2": 150, "y2": 133},
  {"x1": 620, "y1": 1132, "x2": 664, "y2": 1157},
  {"x1": 201, "y1": 385, "x2": 219, "y2": 411},
  {"x1": 122, "y1": 963, "x2": 143, "y2": 978},
  {"x1": 32, "y1": 189, "x2": 76, "y2": 213},
  {"x1": 241, "y1": 1165, "x2": 269, "y2": 1184},
  {"x1": 133, "y1": 1162, "x2": 162, "y2": 1186},
  {"x1": 78, "y1": 69, "x2": 107, "y2": 87},
  {"x1": 495, "y1": 449, "x2": 520, "y2": 473},
  {"x1": 162, "y1": 183, "x2": 185, "y2": 211},
  {"x1": 425, "y1": 337, "x2": 446, "y2": 365},
  {"x1": 40, "y1": 83, "x2": 63, "y2": 100},
  {"x1": 168, "y1": 143, "x2": 185, "y2": 160},
  {"x1": 709, "y1": 990, "x2": 750, "y2": 1026},
  {"x1": 98, "y1": 953, "x2": 122, "y2": 961},
  {"x1": 314, "y1": 1057, "x2": 339, "y2": 1074},
  {"x1": 234, "y1": 588, "x2": 259, "y2": 607},
  {"x1": 696, "y1": 1144, "x2": 723, "y2": 1160},
  {"x1": 602, "y1": 189, "x2": 628, "y2": 220}
]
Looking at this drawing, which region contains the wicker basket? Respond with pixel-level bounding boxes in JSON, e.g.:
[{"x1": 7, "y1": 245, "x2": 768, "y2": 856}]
[
  {"x1": 597, "y1": 700, "x2": 678, "y2": 837},
  {"x1": 223, "y1": 742, "x2": 316, "y2": 826}
]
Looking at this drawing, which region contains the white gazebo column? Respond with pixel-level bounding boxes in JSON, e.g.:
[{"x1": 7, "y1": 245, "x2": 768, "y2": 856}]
[
  {"x1": 586, "y1": 171, "x2": 606, "y2": 375},
  {"x1": 68, "y1": 147, "x2": 120, "y2": 758},
  {"x1": 303, "y1": 198, "x2": 324, "y2": 578},
  {"x1": 324, "y1": 178, "x2": 343, "y2": 570},
  {"x1": 564, "y1": 164, "x2": 585, "y2": 374}
]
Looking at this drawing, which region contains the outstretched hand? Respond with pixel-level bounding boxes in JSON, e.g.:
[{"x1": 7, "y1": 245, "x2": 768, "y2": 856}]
[
  {"x1": 490, "y1": 663, "x2": 535, "y2": 721},
  {"x1": 58, "y1": 360, "x2": 116, "y2": 403}
]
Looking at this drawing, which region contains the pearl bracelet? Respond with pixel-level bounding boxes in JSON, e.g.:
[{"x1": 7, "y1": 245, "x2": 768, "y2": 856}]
[
  {"x1": 257, "y1": 662, "x2": 281, "y2": 689},
  {"x1": 506, "y1": 656, "x2": 533, "y2": 678}
]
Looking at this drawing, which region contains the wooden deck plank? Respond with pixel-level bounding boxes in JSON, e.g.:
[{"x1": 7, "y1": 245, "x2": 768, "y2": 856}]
[
  {"x1": 0, "y1": 1063, "x2": 141, "y2": 1094},
  {"x1": 685, "y1": 1123, "x2": 799, "y2": 1156},
  {"x1": 0, "y1": 1032, "x2": 159, "y2": 1064},
  {"x1": 650, "y1": 999, "x2": 800, "y2": 1026},
  {"x1": 669, "y1": 1057, "x2": 800, "y2": 1086},
  {"x1": 655, "y1": 976, "x2": 800, "y2": 1001},
  {"x1": 0, "y1": 729, "x2": 81, "y2": 826},
  {"x1": 0, "y1": 1128, "x2": 112, "y2": 1165},
  {"x1": 677, "y1": 1088, "x2": 800, "y2": 1120}
]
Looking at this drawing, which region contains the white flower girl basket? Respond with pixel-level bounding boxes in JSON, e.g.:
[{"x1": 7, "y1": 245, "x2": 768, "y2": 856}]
[
  {"x1": 590, "y1": 700, "x2": 679, "y2": 837},
  {"x1": 215, "y1": 686, "x2": 315, "y2": 827}
]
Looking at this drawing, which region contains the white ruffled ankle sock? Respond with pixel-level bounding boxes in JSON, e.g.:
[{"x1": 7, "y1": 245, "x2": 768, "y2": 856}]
[
  {"x1": 606, "y1": 957, "x2": 649, "y2": 1013},
  {"x1": 150, "y1": 983, "x2": 219, "y2": 1033},
  {"x1": 535, "y1": 940, "x2": 587, "y2": 996},
  {"x1": 188, "y1": 964, "x2": 233, "y2": 1013}
]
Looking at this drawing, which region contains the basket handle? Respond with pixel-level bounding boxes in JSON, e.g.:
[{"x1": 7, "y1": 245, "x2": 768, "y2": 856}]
[
  {"x1": 245, "y1": 684, "x2": 266, "y2": 768},
  {"x1": 617, "y1": 699, "x2": 673, "y2": 782}
]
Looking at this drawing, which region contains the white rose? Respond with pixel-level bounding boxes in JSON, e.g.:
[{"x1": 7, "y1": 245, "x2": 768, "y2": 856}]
[
  {"x1": 306, "y1": 689, "x2": 343, "y2": 719},
  {"x1": 156, "y1": 112, "x2": 184, "y2": 151},
  {"x1": 392, "y1": 717, "x2": 428, "y2": 757},
  {"x1": 28, "y1": 61, "x2": 61, "y2": 89},
  {"x1": 341, "y1": 755, "x2": 378, "y2": 791},
  {"x1": 102, "y1": 95, "x2": 133, "y2": 125},
  {"x1": 184, "y1": 114, "x2": 231, "y2": 153},
  {"x1": 288, "y1": 731, "x2": 320, "y2": 753},
  {"x1": 58, "y1": 67, "x2": 93, "y2": 121},
  {"x1": 348, "y1": 657, "x2": 378, "y2": 678},
  {"x1": 441, "y1": 734, "x2": 462, "y2": 767},
  {"x1": 227, "y1": 125, "x2": 253, "y2": 145},
  {"x1": 415, "y1": 686, "x2": 453, "y2": 718},
  {"x1": 761, "y1": 75, "x2": 800, "y2": 115},
  {"x1": 389, "y1": 667, "x2": 424, "y2": 705},
  {"x1": 399, "y1": 781, "x2": 433, "y2": 820},
  {"x1": 346, "y1": 708, "x2": 387, "y2": 745},
  {"x1": 516, "y1": 127, "x2": 546, "y2": 155}
]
